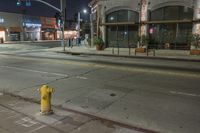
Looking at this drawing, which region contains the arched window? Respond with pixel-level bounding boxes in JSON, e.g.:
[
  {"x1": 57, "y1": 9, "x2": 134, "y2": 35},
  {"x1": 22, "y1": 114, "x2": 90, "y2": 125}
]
[
  {"x1": 106, "y1": 10, "x2": 139, "y2": 23},
  {"x1": 106, "y1": 10, "x2": 139, "y2": 48},
  {"x1": 149, "y1": 6, "x2": 193, "y2": 49},
  {"x1": 150, "y1": 6, "x2": 193, "y2": 21}
]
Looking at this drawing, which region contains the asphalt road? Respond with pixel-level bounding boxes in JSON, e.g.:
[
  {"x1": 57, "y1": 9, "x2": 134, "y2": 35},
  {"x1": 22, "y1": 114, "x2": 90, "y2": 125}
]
[{"x1": 0, "y1": 43, "x2": 200, "y2": 133}]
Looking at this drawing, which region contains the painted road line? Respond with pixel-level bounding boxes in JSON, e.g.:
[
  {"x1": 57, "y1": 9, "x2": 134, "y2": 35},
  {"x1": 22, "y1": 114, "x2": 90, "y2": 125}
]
[
  {"x1": 170, "y1": 91, "x2": 200, "y2": 97},
  {"x1": 0, "y1": 65, "x2": 68, "y2": 77},
  {"x1": 76, "y1": 76, "x2": 88, "y2": 80}
]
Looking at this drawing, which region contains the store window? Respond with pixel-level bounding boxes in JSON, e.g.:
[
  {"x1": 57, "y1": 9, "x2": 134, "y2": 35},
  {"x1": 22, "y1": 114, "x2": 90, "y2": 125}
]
[
  {"x1": 150, "y1": 6, "x2": 193, "y2": 21},
  {"x1": 106, "y1": 10, "x2": 139, "y2": 23},
  {"x1": 180, "y1": 6, "x2": 193, "y2": 20},
  {"x1": 164, "y1": 6, "x2": 179, "y2": 20},
  {"x1": 149, "y1": 6, "x2": 193, "y2": 49},
  {"x1": 107, "y1": 12, "x2": 118, "y2": 23},
  {"x1": 150, "y1": 8, "x2": 164, "y2": 21},
  {"x1": 106, "y1": 10, "x2": 139, "y2": 47},
  {"x1": 0, "y1": 31, "x2": 5, "y2": 42}
]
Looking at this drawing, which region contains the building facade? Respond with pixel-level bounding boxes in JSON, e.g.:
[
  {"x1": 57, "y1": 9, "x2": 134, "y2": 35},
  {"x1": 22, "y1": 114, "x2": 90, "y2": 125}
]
[
  {"x1": 41, "y1": 17, "x2": 57, "y2": 40},
  {"x1": 23, "y1": 15, "x2": 42, "y2": 41},
  {"x1": 0, "y1": 11, "x2": 57, "y2": 42},
  {"x1": 89, "y1": 0, "x2": 198, "y2": 49},
  {"x1": 0, "y1": 12, "x2": 23, "y2": 42}
]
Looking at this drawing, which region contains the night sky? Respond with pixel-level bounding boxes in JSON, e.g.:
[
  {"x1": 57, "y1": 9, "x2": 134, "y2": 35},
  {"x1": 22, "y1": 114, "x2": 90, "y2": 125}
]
[{"x1": 0, "y1": 0, "x2": 91, "y2": 19}]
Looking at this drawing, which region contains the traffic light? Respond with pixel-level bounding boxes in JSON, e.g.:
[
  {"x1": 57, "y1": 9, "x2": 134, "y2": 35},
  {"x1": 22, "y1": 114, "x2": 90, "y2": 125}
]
[
  {"x1": 55, "y1": 12, "x2": 63, "y2": 27},
  {"x1": 16, "y1": 0, "x2": 22, "y2": 6}
]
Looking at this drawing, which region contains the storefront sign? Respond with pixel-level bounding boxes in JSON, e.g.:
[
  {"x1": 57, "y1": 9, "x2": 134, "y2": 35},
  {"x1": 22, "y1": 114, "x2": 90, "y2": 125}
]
[
  {"x1": 40, "y1": 17, "x2": 56, "y2": 28},
  {"x1": 0, "y1": 18, "x2": 4, "y2": 23},
  {"x1": 23, "y1": 16, "x2": 41, "y2": 28},
  {"x1": 23, "y1": 23, "x2": 41, "y2": 28}
]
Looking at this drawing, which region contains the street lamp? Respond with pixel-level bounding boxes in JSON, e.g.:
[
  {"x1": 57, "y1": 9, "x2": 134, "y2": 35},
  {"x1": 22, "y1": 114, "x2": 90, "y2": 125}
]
[
  {"x1": 83, "y1": 9, "x2": 88, "y2": 14},
  {"x1": 77, "y1": 9, "x2": 89, "y2": 45}
]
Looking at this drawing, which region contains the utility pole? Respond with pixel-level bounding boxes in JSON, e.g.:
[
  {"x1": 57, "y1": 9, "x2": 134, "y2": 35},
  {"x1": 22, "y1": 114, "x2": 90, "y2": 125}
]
[
  {"x1": 77, "y1": 12, "x2": 81, "y2": 45},
  {"x1": 60, "y1": 0, "x2": 66, "y2": 51},
  {"x1": 90, "y1": 13, "x2": 94, "y2": 47}
]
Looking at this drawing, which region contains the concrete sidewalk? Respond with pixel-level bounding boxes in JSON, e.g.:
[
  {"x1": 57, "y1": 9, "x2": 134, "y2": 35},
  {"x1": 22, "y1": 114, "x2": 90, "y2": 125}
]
[
  {"x1": 0, "y1": 92, "x2": 149, "y2": 133},
  {"x1": 49, "y1": 46, "x2": 200, "y2": 62}
]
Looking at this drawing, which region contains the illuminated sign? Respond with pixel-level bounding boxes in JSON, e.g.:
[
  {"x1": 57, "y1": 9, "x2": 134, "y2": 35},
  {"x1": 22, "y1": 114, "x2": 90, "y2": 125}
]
[
  {"x1": 23, "y1": 23, "x2": 41, "y2": 27},
  {"x1": 149, "y1": 28, "x2": 154, "y2": 34},
  {"x1": 0, "y1": 18, "x2": 4, "y2": 23}
]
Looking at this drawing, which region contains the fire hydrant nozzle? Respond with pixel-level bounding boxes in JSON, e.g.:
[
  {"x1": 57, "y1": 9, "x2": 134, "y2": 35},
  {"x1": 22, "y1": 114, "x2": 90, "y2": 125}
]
[{"x1": 38, "y1": 85, "x2": 54, "y2": 115}]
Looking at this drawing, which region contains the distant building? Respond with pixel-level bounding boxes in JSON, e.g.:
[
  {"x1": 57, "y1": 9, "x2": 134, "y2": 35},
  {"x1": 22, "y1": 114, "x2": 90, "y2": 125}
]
[
  {"x1": 40, "y1": 17, "x2": 57, "y2": 40},
  {"x1": 0, "y1": 12, "x2": 23, "y2": 42},
  {"x1": 0, "y1": 11, "x2": 58, "y2": 42},
  {"x1": 89, "y1": 0, "x2": 198, "y2": 49}
]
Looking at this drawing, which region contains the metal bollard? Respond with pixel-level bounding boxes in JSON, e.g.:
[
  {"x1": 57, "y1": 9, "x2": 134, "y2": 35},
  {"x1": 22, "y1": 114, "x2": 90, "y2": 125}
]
[
  {"x1": 117, "y1": 45, "x2": 119, "y2": 55},
  {"x1": 153, "y1": 49, "x2": 156, "y2": 56},
  {"x1": 38, "y1": 85, "x2": 54, "y2": 115}
]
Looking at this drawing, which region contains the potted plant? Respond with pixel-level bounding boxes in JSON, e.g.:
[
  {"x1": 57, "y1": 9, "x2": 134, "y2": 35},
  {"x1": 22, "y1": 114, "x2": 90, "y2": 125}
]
[
  {"x1": 188, "y1": 34, "x2": 200, "y2": 55},
  {"x1": 94, "y1": 37, "x2": 104, "y2": 50}
]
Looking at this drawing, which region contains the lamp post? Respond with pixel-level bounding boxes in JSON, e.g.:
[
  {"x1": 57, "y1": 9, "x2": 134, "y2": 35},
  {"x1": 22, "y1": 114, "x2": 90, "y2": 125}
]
[{"x1": 77, "y1": 9, "x2": 89, "y2": 45}]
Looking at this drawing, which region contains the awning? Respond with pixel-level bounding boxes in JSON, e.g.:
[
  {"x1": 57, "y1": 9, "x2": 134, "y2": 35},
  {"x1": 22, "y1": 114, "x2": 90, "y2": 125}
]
[
  {"x1": 41, "y1": 28, "x2": 56, "y2": 32},
  {"x1": 10, "y1": 27, "x2": 22, "y2": 32}
]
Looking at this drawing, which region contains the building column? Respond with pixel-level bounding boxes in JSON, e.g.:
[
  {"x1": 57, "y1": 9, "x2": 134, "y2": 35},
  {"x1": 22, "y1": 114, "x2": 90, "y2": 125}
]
[
  {"x1": 193, "y1": 0, "x2": 200, "y2": 34},
  {"x1": 90, "y1": 13, "x2": 94, "y2": 47},
  {"x1": 96, "y1": 5, "x2": 101, "y2": 38},
  {"x1": 101, "y1": 6, "x2": 106, "y2": 44},
  {"x1": 140, "y1": 0, "x2": 149, "y2": 36}
]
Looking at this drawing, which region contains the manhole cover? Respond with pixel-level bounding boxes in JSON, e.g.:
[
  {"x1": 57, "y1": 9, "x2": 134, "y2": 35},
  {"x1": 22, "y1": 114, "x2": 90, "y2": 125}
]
[{"x1": 110, "y1": 93, "x2": 116, "y2": 97}]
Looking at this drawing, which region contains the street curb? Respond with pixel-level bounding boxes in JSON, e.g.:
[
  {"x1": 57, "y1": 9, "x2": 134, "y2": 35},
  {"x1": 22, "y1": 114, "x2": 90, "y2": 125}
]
[{"x1": 58, "y1": 51, "x2": 200, "y2": 62}]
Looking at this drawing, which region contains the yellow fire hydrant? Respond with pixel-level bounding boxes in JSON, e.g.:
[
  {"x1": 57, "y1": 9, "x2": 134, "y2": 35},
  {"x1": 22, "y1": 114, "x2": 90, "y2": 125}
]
[{"x1": 38, "y1": 85, "x2": 54, "y2": 115}]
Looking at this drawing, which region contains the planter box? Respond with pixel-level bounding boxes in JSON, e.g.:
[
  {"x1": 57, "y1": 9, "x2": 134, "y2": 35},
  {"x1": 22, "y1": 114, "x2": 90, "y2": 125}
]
[
  {"x1": 135, "y1": 48, "x2": 146, "y2": 53},
  {"x1": 96, "y1": 45, "x2": 104, "y2": 51},
  {"x1": 190, "y1": 49, "x2": 200, "y2": 55}
]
